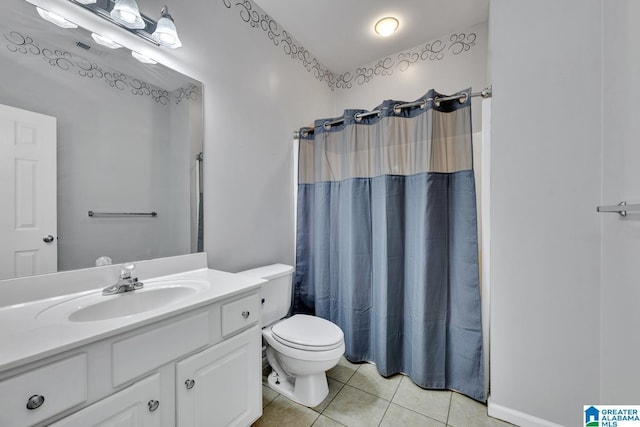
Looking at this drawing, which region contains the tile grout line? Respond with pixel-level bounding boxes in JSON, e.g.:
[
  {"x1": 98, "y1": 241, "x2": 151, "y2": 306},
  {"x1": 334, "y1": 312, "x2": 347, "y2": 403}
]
[
  {"x1": 316, "y1": 379, "x2": 345, "y2": 416},
  {"x1": 376, "y1": 399, "x2": 393, "y2": 427},
  {"x1": 445, "y1": 391, "x2": 453, "y2": 426}
]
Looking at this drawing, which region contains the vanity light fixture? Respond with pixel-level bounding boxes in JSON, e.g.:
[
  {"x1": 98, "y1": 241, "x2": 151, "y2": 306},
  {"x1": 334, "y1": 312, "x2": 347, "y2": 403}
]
[
  {"x1": 110, "y1": 0, "x2": 145, "y2": 29},
  {"x1": 131, "y1": 50, "x2": 157, "y2": 64},
  {"x1": 66, "y1": 0, "x2": 183, "y2": 49},
  {"x1": 36, "y1": 7, "x2": 78, "y2": 29},
  {"x1": 151, "y1": 6, "x2": 182, "y2": 49},
  {"x1": 91, "y1": 33, "x2": 121, "y2": 49},
  {"x1": 374, "y1": 17, "x2": 399, "y2": 37}
]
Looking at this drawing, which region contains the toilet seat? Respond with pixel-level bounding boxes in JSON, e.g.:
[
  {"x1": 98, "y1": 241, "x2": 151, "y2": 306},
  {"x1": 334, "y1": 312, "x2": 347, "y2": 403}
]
[{"x1": 271, "y1": 314, "x2": 344, "y2": 351}]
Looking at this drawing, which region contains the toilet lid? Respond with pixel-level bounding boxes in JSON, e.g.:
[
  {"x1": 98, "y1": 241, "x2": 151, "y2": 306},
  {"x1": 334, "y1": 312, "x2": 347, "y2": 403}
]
[{"x1": 272, "y1": 314, "x2": 344, "y2": 351}]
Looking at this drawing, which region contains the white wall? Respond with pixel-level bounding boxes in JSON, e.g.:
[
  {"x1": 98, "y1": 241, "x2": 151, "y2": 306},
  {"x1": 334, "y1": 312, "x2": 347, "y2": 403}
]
[
  {"x1": 334, "y1": 22, "x2": 488, "y2": 132},
  {"x1": 489, "y1": 1, "x2": 602, "y2": 426},
  {"x1": 131, "y1": 0, "x2": 335, "y2": 272},
  {"x1": 601, "y1": 0, "x2": 640, "y2": 402}
]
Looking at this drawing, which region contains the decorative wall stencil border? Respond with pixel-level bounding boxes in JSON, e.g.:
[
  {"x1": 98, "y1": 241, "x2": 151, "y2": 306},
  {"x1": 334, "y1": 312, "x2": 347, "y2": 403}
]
[
  {"x1": 222, "y1": 0, "x2": 336, "y2": 89},
  {"x1": 175, "y1": 83, "x2": 201, "y2": 104},
  {"x1": 221, "y1": 0, "x2": 478, "y2": 91},
  {"x1": 3, "y1": 30, "x2": 199, "y2": 105}
]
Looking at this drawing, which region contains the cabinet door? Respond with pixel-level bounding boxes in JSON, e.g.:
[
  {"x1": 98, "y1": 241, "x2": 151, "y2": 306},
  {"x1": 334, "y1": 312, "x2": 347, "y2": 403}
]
[
  {"x1": 176, "y1": 326, "x2": 261, "y2": 427},
  {"x1": 51, "y1": 373, "x2": 162, "y2": 427}
]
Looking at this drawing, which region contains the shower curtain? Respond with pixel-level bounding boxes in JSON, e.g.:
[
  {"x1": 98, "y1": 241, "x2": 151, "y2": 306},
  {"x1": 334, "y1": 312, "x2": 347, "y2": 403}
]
[{"x1": 293, "y1": 88, "x2": 484, "y2": 401}]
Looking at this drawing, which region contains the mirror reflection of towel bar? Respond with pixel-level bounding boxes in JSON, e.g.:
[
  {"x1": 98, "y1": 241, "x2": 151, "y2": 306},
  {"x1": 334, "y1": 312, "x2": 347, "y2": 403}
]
[
  {"x1": 88, "y1": 211, "x2": 158, "y2": 217},
  {"x1": 596, "y1": 201, "x2": 640, "y2": 217}
]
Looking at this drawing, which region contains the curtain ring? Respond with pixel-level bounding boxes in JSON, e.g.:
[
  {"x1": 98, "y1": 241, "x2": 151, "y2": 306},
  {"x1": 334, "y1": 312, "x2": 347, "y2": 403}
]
[
  {"x1": 434, "y1": 97, "x2": 441, "y2": 107},
  {"x1": 354, "y1": 113, "x2": 362, "y2": 123},
  {"x1": 419, "y1": 99, "x2": 426, "y2": 109},
  {"x1": 323, "y1": 121, "x2": 331, "y2": 130},
  {"x1": 458, "y1": 92, "x2": 469, "y2": 103},
  {"x1": 301, "y1": 130, "x2": 309, "y2": 137},
  {"x1": 392, "y1": 104, "x2": 402, "y2": 114}
]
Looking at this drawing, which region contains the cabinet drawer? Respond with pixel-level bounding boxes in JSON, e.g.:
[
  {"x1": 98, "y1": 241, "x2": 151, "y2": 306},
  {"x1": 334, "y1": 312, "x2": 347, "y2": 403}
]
[
  {"x1": 51, "y1": 373, "x2": 162, "y2": 427},
  {"x1": 112, "y1": 311, "x2": 210, "y2": 387},
  {"x1": 0, "y1": 353, "x2": 87, "y2": 426},
  {"x1": 221, "y1": 293, "x2": 260, "y2": 337}
]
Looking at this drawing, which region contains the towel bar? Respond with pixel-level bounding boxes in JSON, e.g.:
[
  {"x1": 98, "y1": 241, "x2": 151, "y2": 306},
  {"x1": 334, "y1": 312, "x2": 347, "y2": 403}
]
[
  {"x1": 596, "y1": 201, "x2": 640, "y2": 217},
  {"x1": 88, "y1": 211, "x2": 158, "y2": 217}
]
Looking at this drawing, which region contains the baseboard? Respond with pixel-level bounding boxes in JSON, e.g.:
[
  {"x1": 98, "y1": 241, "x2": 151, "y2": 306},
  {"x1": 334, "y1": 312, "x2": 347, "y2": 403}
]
[{"x1": 488, "y1": 398, "x2": 565, "y2": 427}]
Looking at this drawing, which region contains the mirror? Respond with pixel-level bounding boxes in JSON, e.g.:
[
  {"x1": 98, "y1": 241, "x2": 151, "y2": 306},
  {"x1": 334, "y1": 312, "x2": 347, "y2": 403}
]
[{"x1": 0, "y1": 0, "x2": 203, "y2": 279}]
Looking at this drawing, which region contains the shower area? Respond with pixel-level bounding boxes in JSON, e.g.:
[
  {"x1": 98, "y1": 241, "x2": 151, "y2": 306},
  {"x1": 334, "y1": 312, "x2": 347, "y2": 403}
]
[{"x1": 291, "y1": 86, "x2": 492, "y2": 401}]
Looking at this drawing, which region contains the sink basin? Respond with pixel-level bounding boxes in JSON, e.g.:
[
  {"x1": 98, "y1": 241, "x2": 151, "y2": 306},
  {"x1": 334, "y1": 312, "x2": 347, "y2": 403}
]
[{"x1": 37, "y1": 280, "x2": 209, "y2": 322}]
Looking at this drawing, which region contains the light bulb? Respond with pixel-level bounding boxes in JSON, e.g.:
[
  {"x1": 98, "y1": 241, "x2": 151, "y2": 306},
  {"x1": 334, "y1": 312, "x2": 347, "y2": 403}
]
[
  {"x1": 91, "y1": 33, "x2": 121, "y2": 49},
  {"x1": 110, "y1": 0, "x2": 145, "y2": 29},
  {"x1": 374, "y1": 17, "x2": 399, "y2": 37},
  {"x1": 152, "y1": 7, "x2": 182, "y2": 48},
  {"x1": 36, "y1": 7, "x2": 78, "y2": 29}
]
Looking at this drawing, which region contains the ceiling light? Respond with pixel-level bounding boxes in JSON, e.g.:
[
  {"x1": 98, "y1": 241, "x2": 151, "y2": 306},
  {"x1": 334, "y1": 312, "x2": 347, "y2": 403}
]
[
  {"x1": 374, "y1": 17, "x2": 399, "y2": 37},
  {"x1": 91, "y1": 33, "x2": 122, "y2": 49},
  {"x1": 152, "y1": 6, "x2": 182, "y2": 48},
  {"x1": 131, "y1": 50, "x2": 157, "y2": 64},
  {"x1": 74, "y1": 0, "x2": 97, "y2": 4},
  {"x1": 36, "y1": 7, "x2": 78, "y2": 29},
  {"x1": 110, "y1": 0, "x2": 145, "y2": 30}
]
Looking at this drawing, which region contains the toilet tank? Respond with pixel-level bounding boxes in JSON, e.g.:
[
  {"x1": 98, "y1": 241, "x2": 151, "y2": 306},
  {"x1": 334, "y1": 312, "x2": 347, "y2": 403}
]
[{"x1": 238, "y1": 264, "x2": 294, "y2": 326}]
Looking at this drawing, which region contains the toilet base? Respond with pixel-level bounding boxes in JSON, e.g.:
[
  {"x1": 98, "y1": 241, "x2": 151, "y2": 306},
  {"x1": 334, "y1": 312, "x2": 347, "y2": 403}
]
[{"x1": 266, "y1": 370, "x2": 329, "y2": 407}]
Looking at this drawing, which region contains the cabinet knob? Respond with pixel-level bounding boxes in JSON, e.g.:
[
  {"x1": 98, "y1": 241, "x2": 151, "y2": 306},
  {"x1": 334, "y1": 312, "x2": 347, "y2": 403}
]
[
  {"x1": 185, "y1": 379, "x2": 195, "y2": 389},
  {"x1": 26, "y1": 394, "x2": 45, "y2": 410},
  {"x1": 147, "y1": 400, "x2": 160, "y2": 412},
  {"x1": 242, "y1": 311, "x2": 250, "y2": 319}
]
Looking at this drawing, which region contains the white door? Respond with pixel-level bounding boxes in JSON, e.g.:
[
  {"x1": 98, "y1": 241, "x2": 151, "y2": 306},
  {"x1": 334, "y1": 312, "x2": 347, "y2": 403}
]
[
  {"x1": 0, "y1": 104, "x2": 57, "y2": 279},
  {"x1": 600, "y1": 1, "x2": 640, "y2": 401}
]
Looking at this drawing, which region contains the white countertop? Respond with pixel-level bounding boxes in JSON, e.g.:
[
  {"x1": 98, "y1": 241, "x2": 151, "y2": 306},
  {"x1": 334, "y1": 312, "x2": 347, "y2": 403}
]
[{"x1": 0, "y1": 267, "x2": 264, "y2": 373}]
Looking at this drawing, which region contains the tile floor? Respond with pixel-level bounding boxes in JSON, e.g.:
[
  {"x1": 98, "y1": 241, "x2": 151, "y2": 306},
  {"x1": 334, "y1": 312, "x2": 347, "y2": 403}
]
[{"x1": 253, "y1": 358, "x2": 516, "y2": 427}]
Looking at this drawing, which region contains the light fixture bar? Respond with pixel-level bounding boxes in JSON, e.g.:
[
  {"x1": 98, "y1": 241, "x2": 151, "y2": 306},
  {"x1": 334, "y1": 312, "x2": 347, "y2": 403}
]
[{"x1": 66, "y1": 0, "x2": 160, "y2": 46}]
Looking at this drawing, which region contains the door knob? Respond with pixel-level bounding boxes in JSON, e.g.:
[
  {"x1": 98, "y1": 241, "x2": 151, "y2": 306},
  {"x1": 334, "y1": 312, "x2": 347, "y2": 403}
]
[{"x1": 43, "y1": 235, "x2": 54, "y2": 243}]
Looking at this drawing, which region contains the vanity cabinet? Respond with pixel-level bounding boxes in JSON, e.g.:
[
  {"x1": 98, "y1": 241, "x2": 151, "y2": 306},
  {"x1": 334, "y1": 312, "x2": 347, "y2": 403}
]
[
  {"x1": 0, "y1": 289, "x2": 262, "y2": 427},
  {"x1": 50, "y1": 373, "x2": 163, "y2": 427},
  {"x1": 176, "y1": 327, "x2": 261, "y2": 426},
  {"x1": 0, "y1": 353, "x2": 88, "y2": 426}
]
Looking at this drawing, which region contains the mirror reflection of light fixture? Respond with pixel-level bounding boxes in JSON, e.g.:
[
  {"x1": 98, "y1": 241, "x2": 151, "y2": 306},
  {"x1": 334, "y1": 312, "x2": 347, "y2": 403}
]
[
  {"x1": 36, "y1": 7, "x2": 78, "y2": 29},
  {"x1": 91, "y1": 33, "x2": 121, "y2": 49},
  {"x1": 110, "y1": 0, "x2": 145, "y2": 30},
  {"x1": 131, "y1": 50, "x2": 157, "y2": 64},
  {"x1": 152, "y1": 6, "x2": 182, "y2": 49}
]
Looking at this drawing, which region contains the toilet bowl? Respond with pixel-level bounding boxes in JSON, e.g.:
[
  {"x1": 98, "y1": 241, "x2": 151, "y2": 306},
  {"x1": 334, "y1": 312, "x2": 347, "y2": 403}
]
[{"x1": 238, "y1": 264, "x2": 345, "y2": 407}]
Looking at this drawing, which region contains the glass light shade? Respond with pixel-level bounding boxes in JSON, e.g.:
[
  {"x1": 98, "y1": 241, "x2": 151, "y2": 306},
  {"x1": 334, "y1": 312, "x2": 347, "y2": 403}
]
[
  {"x1": 110, "y1": 0, "x2": 145, "y2": 29},
  {"x1": 131, "y1": 51, "x2": 157, "y2": 64},
  {"x1": 91, "y1": 33, "x2": 121, "y2": 49},
  {"x1": 152, "y1": 17, "x2": 182, "y2": 48},
  {"x1": 374, "y1": 17, "x2": 399, "y2": 37},
  {"x1": 36, "y1": 7, "x2": 78, "y2": 29}
]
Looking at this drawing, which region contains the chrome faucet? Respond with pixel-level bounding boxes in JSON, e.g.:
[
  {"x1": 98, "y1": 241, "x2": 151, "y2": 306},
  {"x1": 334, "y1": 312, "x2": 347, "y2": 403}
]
[{"x1": 102, "y1": 263, "x2": 144, "y2": 295}]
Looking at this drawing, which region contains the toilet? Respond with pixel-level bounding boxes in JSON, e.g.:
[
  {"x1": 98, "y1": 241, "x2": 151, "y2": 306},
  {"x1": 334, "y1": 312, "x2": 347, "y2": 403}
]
[{"x1": 239, "y1": 264, "x2": 345, "y2": 407}]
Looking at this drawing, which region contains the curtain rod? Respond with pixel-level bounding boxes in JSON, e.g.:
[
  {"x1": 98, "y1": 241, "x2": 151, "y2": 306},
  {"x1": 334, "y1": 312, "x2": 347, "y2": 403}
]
[{"x1": 293, "y1": 86, "x2": 492, "y2": 139}]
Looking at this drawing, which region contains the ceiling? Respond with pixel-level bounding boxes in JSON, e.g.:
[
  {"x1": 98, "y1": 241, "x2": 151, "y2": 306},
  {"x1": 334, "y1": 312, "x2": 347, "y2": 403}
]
[{"x1": 252, "y1": 0, "x2": 490, "y2": 73}]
